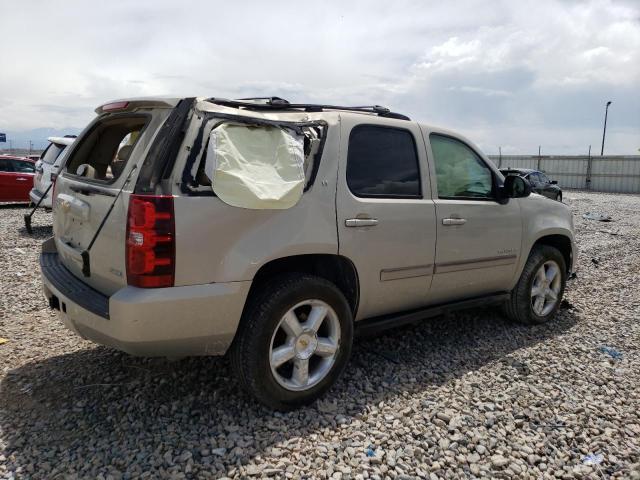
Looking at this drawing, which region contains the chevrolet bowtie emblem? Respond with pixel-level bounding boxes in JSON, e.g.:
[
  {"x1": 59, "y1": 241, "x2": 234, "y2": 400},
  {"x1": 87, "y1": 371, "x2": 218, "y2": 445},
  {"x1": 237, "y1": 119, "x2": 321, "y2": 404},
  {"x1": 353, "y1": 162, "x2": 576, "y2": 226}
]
[{"x1": 58, "y1": 199, "x2": 71, "y2": 211}]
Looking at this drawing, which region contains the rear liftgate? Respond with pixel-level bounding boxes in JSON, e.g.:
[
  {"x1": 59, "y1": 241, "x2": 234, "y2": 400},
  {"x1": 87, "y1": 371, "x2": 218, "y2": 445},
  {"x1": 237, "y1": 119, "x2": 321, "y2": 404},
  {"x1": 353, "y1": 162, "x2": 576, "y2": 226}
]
[{"x1": 79, "y1": 98, "x2": 195, "y2": 280}]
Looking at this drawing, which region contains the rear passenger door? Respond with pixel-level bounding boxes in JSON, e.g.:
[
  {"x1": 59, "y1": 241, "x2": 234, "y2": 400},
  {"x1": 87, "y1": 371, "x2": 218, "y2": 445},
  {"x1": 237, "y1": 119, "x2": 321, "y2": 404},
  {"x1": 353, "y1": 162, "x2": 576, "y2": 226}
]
[
  {"x1": 424, "y1": 132, "x2": 522, "y2": 303},
  {"x1": 337, "y1": 118, "x2": 437, "y2": 320}
]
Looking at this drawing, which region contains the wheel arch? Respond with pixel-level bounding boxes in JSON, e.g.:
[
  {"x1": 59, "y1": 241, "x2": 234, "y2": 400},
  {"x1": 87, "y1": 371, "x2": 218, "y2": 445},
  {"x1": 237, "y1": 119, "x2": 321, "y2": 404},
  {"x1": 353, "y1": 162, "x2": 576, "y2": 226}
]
[
  {"x1": 530, "y1": 233, "x2": 573, "y2": 273},
  {"x1": 246, "y1": 254, "x2": 360, "y2": 317}
]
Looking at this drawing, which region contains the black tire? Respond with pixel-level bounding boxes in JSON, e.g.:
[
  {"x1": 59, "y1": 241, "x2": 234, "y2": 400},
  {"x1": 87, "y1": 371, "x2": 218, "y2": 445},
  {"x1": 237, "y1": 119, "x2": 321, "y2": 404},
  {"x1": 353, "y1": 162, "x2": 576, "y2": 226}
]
[
  {"x1": 230, "y1": 274, "x2": 353, "y2": 410},
  {"x1": 504, "y1": 245, "x2": 567, "y2": 325},
  {"x1": 556, "y1": 192, "x2": 562, "y2": 202}
]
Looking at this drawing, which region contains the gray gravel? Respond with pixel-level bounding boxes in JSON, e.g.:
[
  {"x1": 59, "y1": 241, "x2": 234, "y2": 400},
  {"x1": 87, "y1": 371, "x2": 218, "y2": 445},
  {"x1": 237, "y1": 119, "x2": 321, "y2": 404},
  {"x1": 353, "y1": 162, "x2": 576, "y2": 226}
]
[{"x1": 1, "y1": 191, "x2": 640, "y2": 479}]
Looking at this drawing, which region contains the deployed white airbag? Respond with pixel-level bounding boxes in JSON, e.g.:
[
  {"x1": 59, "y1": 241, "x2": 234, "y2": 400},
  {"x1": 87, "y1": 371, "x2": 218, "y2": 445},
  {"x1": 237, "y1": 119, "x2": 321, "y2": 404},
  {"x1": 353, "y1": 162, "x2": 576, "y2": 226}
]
[{"x1": 206, "y1": 124, "x2": 305, "y2": 209}]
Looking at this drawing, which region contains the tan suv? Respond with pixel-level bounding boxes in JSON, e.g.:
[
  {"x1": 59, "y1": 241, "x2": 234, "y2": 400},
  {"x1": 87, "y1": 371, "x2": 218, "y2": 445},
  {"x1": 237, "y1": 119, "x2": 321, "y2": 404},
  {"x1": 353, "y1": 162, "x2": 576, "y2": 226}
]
[{"x1": 40, "y1": 97, "x2": 575, "y2": 409}]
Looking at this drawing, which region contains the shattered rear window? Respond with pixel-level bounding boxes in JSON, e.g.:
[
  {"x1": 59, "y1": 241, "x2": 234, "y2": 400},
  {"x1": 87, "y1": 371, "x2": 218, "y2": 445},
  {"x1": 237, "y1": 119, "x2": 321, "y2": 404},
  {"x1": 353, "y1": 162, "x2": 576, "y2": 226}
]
[
  {"x1": 65, "y1": 115, "x2": 147, "y2": 184},
  {"x1": 183, "y1": 119, "x2": 326, "y2": 197}
]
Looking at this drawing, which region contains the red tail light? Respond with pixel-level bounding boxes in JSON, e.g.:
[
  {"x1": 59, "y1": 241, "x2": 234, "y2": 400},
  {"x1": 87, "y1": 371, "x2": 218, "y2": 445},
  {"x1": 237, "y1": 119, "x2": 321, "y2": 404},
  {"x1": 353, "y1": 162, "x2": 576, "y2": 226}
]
[{"x1": 126, "y1": 194, "x2": 175, "y2": 288}]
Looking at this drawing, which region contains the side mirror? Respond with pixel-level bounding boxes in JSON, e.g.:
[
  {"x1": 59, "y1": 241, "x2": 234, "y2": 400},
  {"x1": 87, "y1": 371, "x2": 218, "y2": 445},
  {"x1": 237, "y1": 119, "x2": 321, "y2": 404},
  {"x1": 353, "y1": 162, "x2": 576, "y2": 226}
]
[
  {"x1": 551, "y1": 180, "x2": 558, "y2": 185},
  {"x1": 500, "y1": 175, "x2": 532, "y2": 202}
]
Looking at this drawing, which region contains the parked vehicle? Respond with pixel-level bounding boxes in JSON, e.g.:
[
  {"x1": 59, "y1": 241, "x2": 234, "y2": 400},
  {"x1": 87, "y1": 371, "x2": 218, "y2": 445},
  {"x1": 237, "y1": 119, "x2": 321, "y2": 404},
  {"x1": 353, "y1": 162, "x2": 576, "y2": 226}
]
[
  {"x1": 500, "y1": 168, "x2": 562, "y2": 202},
  {"x1": 40, "y1": 97, "x2": 576, "y2": 409},
  {"x1": 0, "y1": 155, "x2": 36, "y2": 202},
  {"x1": 27, "y1": 154, "x2": 42, "y2": 161},
  {"x1": 30, "y1": 136, "x2": 76, "y2": 209}
]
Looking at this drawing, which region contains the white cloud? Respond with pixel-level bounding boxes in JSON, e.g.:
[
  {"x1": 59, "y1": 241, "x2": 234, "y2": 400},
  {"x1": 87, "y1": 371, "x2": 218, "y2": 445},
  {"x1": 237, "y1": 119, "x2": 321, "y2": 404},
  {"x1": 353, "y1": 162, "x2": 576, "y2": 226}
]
[{"x1": 1, "y1": 0, "x2": 639, "y2": 153}]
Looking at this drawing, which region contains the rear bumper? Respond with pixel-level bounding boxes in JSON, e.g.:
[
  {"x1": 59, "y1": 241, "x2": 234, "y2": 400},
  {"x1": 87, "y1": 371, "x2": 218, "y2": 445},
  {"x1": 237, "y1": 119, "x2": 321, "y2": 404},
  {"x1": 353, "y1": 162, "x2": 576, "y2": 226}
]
[
  {"x1": 40, "y1": 240, "x2": 251, "y2": 357},
  {"x1": 29, "y1": 188, "x2": 51, "y2": 208}
]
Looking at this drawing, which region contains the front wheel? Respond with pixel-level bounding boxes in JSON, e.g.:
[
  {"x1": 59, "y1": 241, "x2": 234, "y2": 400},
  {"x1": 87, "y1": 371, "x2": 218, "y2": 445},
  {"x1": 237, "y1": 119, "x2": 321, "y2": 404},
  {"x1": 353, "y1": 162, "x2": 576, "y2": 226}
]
[
  {"x1": 504, "y1": 245, "x2": 566, "y2": 324},
  {"x1": 556, "y1": 192, "x2": 562, "y2": 202},
  {"x1": 230, "y1": 274, "x2": 353, "y2": 410}
]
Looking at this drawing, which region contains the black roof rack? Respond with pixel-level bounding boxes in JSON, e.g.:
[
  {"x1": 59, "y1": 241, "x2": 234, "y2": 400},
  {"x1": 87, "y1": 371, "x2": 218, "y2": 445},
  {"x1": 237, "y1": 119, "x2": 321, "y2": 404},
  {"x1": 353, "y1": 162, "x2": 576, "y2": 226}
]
[{"x1": 207, "y1": 97, "x2": 411, "y2": 121}]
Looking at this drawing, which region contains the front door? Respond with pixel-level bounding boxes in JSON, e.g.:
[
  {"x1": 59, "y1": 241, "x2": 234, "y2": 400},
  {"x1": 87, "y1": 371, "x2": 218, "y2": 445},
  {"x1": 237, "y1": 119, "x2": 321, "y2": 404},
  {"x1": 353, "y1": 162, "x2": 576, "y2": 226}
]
[
  {"x1": 10, "y1": 159, "x2": 35, "y2": 200},
  {"x1": 337, "y1": 118, "x2": 437, "y2": 320},
  {"x1": 0, "y1": 158, "x2": 16, "y2": 201},
  {"x1": 424, "y1": 131, "x2": 523, "y2": 304},
  {"x1": 536, "y1": 172, "x2": 557, "y2": 199}
]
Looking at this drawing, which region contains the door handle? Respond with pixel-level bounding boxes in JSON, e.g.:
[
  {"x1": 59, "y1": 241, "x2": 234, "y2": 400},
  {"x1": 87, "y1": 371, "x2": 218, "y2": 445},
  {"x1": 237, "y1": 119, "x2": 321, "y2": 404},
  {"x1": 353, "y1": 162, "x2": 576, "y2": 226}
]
[
  {"x1": 442, "y1": 218, "x2": 467, "y2": 226},
  {"x1": 345, "y1": 218, "x2": 379, "y2": 227}
]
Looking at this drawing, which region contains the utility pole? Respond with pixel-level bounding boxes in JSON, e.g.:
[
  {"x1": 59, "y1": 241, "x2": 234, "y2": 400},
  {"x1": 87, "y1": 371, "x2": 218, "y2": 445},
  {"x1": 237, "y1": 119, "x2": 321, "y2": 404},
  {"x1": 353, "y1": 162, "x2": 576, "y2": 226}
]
[
  {"x1": 498, "y1": 146, "x2": 502, "y2": 167},
  {"x1": 600, "y1": 101, "x2": 612, "y2": 156},
  {"x1": 586, "y1": 145, "x2": 592, "y2": 190},
  {"x1": 537, "y1": 145, "x2": 541, "y2": 170}
]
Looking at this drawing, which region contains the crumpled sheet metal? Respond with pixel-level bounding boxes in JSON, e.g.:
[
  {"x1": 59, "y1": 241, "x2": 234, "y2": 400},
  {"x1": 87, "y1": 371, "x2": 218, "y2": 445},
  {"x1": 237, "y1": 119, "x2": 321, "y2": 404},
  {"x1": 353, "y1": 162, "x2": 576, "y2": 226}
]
[{"x1": 207, "y1": 123, "x2": 305, "y2": 210}]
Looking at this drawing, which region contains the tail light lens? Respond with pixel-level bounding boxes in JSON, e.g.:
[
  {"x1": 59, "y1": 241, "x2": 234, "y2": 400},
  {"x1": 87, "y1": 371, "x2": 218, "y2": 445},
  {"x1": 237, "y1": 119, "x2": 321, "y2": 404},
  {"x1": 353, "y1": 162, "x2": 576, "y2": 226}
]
[{"x1": 126, "y1": 194, "x2": 175, "y2": 288}]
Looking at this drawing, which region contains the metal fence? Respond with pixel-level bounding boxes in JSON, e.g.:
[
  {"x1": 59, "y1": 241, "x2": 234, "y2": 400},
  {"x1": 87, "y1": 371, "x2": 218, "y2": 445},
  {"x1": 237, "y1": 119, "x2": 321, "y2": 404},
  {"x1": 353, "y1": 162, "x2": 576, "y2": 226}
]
[{"x1": 488, "y1": 155, "x2": 640, "y2": 194}]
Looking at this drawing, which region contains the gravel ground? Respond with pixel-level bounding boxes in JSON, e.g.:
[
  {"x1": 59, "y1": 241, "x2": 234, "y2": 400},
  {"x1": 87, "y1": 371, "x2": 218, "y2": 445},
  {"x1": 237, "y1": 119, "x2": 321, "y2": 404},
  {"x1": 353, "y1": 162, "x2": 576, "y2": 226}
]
[{"x1": 1, "y1": 191, "x2": 639, "y2": 480}]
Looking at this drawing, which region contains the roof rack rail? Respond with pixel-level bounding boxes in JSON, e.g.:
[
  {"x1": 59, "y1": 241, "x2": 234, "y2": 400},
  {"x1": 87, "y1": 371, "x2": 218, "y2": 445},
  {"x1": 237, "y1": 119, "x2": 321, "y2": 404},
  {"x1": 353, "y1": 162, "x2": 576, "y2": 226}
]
[
  {"x1": 207, "y1": 97, "x2": 410, "y2": 121},
  {"x1": 235, "y1": 96, "x2": 291, "y2": 106}
]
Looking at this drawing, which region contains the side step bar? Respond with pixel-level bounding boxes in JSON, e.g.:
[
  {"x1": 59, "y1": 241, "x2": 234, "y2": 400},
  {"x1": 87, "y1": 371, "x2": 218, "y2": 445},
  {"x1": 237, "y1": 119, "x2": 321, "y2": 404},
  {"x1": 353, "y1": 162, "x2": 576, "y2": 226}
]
[{"x1": 355, "y1": 292, "x2": 510, "y2": 337}]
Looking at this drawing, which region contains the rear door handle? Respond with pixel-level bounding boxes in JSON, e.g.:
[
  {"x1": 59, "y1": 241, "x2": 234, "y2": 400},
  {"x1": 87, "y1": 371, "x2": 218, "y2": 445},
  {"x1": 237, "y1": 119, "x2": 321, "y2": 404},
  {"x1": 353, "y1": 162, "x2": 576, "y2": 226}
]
[
  {"x1": 442, "y1": 218, "x2": 467, "y2": 226},
  {"x1": 345, "y1": 218, "x2": 379, "y2": 227}
]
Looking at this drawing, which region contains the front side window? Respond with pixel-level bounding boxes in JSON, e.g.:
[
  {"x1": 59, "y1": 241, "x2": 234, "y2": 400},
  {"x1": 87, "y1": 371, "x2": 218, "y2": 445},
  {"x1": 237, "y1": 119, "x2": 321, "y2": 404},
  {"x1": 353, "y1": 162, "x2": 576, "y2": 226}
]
[
  {"x1": 538, "y1": 172, "x2": 550, "y2": 184},
  {"x1": 430, "y1": 134, "x2": 493, "y2": 199},
  {"x1": 65, "y1": 116, "x2": 146, "y2": 183},
  {"x1": 12, "y1": 160, "x2": 35, "y2": 173},
  {"x1": 528, "y1": 172, "x2": 541, "y2": 186},
  {"x1": 347, "y1": 125, "x2": 421, "y2": 198}
]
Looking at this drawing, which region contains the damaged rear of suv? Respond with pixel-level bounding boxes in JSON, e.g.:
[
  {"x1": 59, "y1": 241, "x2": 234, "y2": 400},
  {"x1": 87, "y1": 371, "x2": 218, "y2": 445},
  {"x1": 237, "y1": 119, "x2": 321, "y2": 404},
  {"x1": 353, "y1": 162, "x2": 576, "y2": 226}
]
[{"x1": 41, "y1": 96, "x2": 575, "y2": 409}]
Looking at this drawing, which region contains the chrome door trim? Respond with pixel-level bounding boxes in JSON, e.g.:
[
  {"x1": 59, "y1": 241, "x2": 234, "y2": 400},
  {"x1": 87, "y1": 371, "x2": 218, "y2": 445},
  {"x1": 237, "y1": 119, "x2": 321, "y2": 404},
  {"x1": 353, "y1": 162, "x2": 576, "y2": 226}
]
[
  {"x1": 435, "y1": 254, "x2": 517, "y2": 274},
  {"x1": 380, "y1": 264, "x2": 433, "y2": 281}
]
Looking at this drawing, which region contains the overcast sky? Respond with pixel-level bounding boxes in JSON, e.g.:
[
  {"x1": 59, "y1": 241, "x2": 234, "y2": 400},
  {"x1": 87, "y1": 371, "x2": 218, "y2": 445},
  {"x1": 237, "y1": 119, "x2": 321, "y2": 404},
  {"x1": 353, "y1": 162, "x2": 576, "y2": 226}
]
[{"x1": 2, "y1": 0, "x2": 639, "y2": 154}]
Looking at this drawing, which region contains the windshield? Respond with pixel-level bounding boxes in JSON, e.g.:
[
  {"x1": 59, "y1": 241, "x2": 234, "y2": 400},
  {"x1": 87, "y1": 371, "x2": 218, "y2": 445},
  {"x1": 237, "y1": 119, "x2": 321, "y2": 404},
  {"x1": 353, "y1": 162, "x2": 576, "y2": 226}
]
[{"x1": 41, "y1": 143, "x2": 66, "y2": 165}]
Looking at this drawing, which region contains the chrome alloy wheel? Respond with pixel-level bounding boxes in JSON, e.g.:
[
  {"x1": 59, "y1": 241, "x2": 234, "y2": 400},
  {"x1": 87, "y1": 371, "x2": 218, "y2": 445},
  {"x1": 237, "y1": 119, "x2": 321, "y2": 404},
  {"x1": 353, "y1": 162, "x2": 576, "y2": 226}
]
[
  {"x1": 531, "y1": 260, "x2": 562, "y2": 316},
  {"x1": 269, "y1": 299, "x2": 341, "y2": 391}
]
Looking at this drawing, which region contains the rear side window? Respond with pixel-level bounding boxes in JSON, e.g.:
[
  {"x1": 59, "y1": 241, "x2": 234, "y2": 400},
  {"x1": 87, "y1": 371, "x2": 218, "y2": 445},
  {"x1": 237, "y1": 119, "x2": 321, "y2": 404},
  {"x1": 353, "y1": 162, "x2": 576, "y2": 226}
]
[
  {"x1": 430, "y1": 134, "x2": 493, "y2": 199},
  {"x1": 41, "y1": 143, "x2": 66, "y2": 165},
  {"x1": 12, "y1": 160, "x2": 35, "y2": 173},
  {"x1": 347, "y1": 125, "x2": 421, "y2": 198},
  {"x1": 65, "y1": 115, "x2": 147, "y2": 183}
]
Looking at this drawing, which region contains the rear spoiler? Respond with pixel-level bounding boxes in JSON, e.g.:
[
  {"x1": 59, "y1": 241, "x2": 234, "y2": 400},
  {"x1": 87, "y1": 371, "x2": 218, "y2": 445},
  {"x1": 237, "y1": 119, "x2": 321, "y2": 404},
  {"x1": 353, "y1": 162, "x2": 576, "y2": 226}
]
[{"x1": 95, "y1": 99, "x2": 179, "y2": 115}]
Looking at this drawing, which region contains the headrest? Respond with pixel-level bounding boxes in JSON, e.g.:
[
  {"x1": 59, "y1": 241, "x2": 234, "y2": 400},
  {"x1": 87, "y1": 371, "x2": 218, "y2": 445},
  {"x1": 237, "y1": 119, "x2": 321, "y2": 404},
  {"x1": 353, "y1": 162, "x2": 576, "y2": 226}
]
[
  {"x1": 76, "y1": 164, "x2": 97, "y2": 178},
  {"x1": 117, "y1": 145, "x2": 133, "y2": 162}
]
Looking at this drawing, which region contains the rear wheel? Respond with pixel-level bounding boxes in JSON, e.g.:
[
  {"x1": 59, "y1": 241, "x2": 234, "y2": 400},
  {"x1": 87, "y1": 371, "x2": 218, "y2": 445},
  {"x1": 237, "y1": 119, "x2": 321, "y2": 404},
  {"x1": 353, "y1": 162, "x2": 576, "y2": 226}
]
[
  {"x1": 504, "y1": 245, "x2": 566, "y2": 324},
  {"x1": 230, "y1": 274, "x2": 353, "y2": 410}
]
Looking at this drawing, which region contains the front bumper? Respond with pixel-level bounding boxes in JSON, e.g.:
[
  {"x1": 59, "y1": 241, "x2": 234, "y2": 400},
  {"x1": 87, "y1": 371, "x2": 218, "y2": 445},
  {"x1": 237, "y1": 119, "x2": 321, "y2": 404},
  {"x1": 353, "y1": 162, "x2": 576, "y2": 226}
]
[
  {"x1": 40, "y1": 239, "x2": 251, "y2": 357},
  {"x1": 29, "y1": 188, "x2": 51, "y2": 208}
]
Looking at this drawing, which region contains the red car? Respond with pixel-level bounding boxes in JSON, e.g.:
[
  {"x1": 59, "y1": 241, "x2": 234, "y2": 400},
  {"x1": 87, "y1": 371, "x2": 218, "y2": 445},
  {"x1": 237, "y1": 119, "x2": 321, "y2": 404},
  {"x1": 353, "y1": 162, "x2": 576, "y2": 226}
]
[{"x1": 0, "y1": 155, "x2": 36, "y2": 202}]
